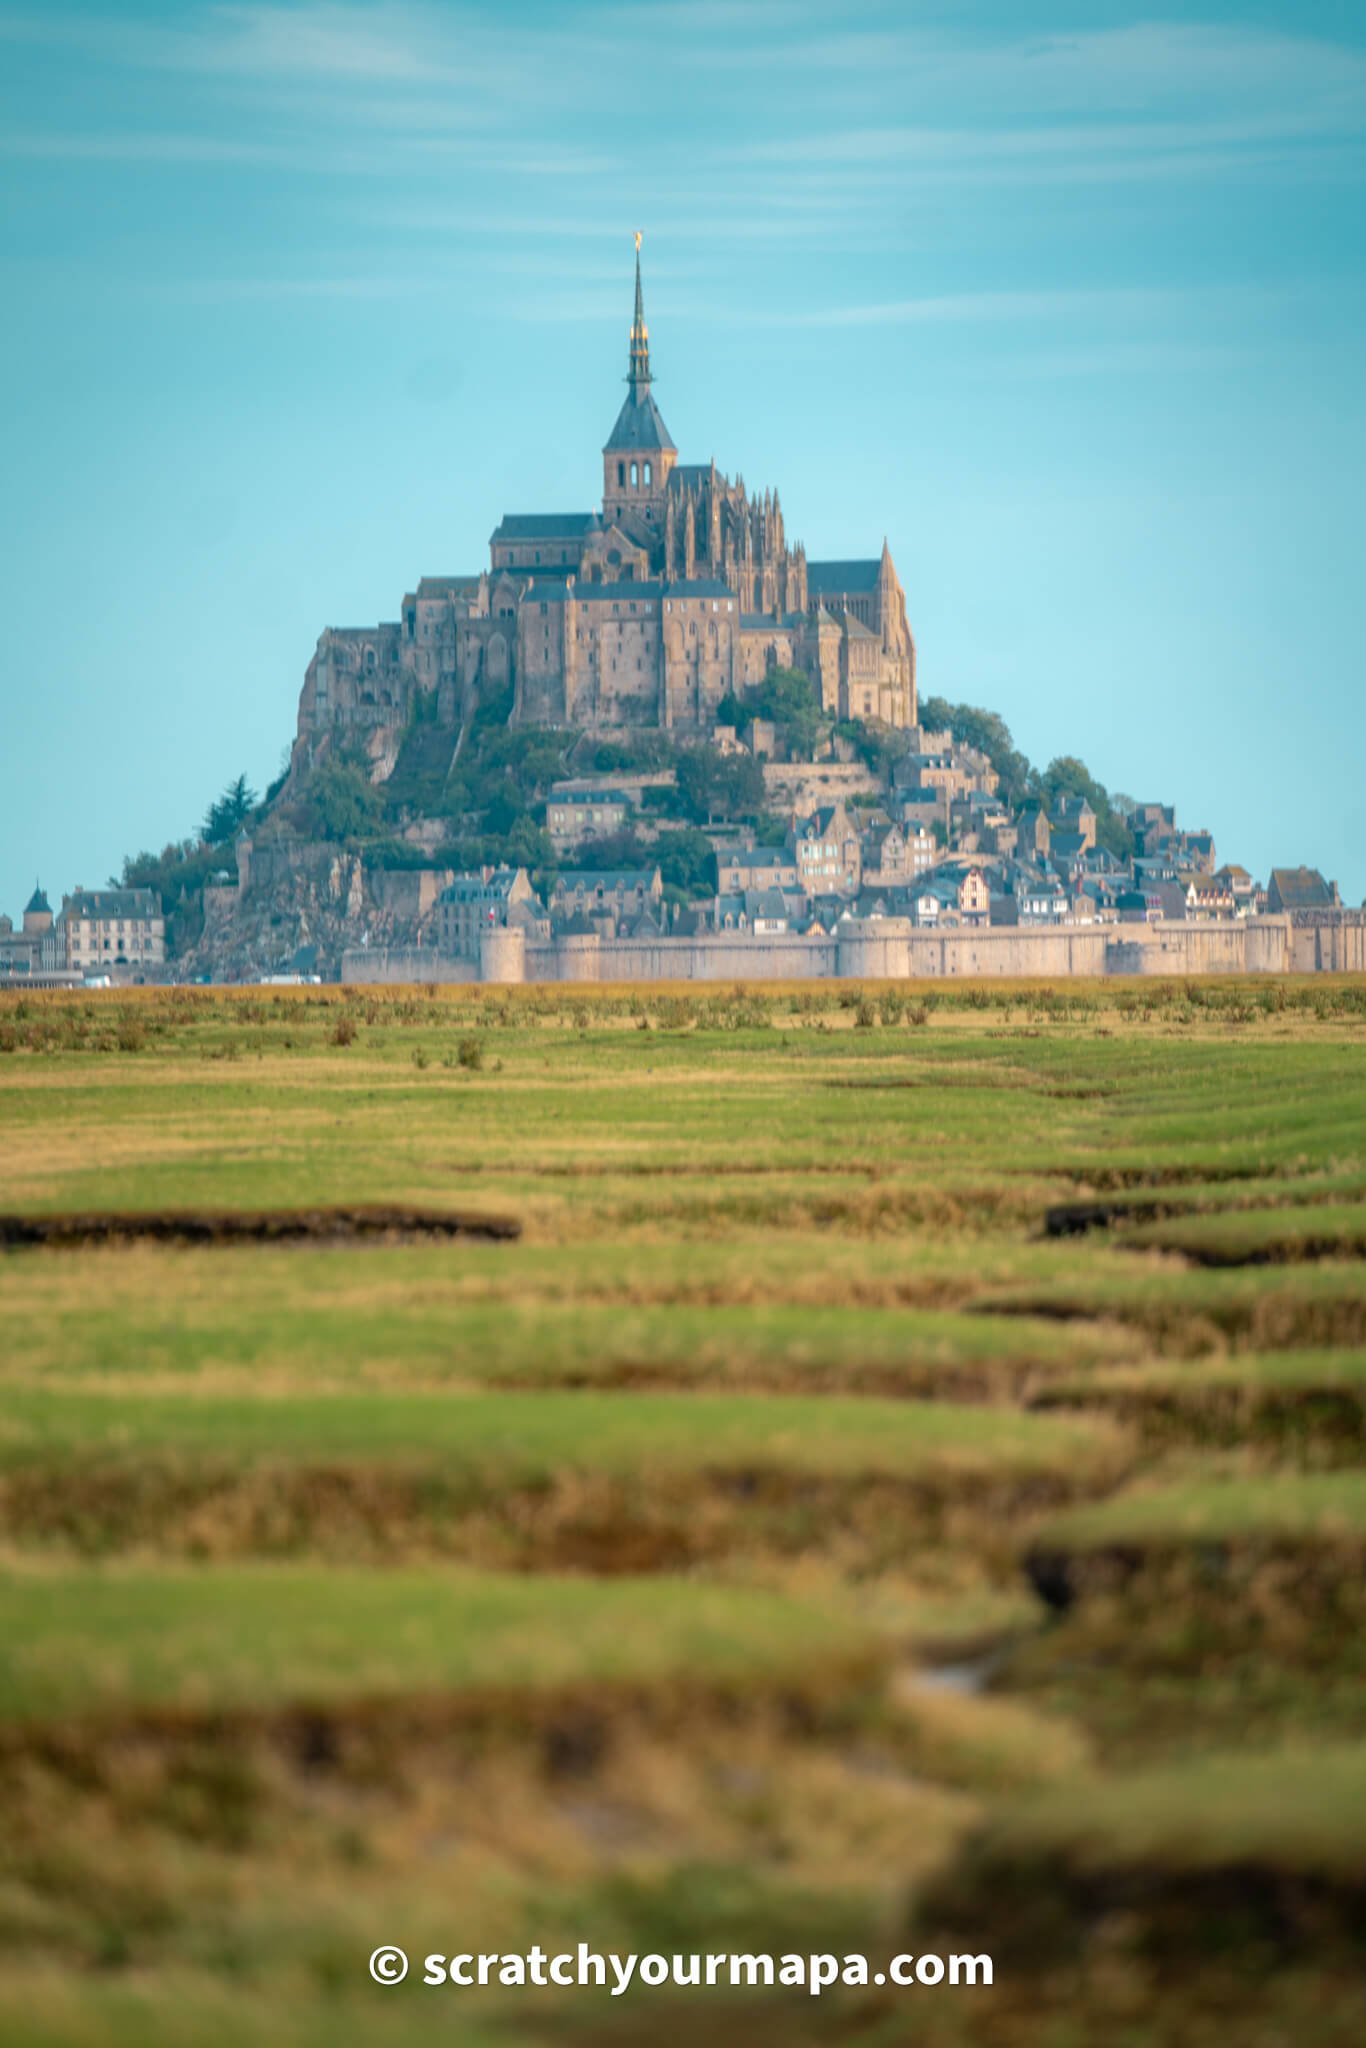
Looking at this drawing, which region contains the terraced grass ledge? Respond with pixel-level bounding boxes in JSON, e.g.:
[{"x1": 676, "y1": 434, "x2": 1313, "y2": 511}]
[
  {"x1": 0, "y1": 1205, "x2": 521, "y2": 1249},
  {"x1": 0, "y1": 1389, "x2": 1130, "y2": 1566},
  {"x1": 914, "y1": 1746, "x2": 1366, "y2": 1971},
  {"x1": 0, "y1": 1566, "x2": 883, "y2": 1741},
  {"x1": 1031, "y1": 1348, "x2": 1366, "y2": 1460},
  {"x1": 1118, "y1": 1201, "x2": 1366, "y2": 1267},
  {"x1": 1024, "y1": 1473, "x2": 1366, "y2": 1644}
]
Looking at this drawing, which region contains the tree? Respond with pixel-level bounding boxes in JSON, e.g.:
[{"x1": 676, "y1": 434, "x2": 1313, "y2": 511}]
[
  {"x1": 651, "y1": 826, "x2": 717, "y2": 897},
  {"x1": 748, "y1": 666, "x2": 824, "y2": 756},
  {"x1": 202, "y1": 773, "x2": 258, "y2": 846},
  {"x1": 920, "y1": 698, "x2": 1032, "y2": 807},
  {"x1": 309, "y1": 759, "x2": 381, "y2": 841},
  {"x1": 1037, "y1": 756, "x2": 1134, "y2": 862},
  {"x1": 674, "y1": 748, "x2": 765, "y2": 824}
]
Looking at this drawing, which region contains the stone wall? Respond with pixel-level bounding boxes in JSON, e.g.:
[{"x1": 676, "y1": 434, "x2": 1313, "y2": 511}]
[
  {"x1": 342, "y1": 915, "x2": 1360, "y2": 988},
  {"x1": 1289, "y1": 912, "x2": 1366, "y2": 974},
  {"x1": 761, "y1": 763, "x2": 881, "y2": 810},
  {"x1": 368, "y1": 868, "x2": 455, "y2": 923},
  {"x1": 341, "y1": 949, "x2": 480, "y2": 986}
]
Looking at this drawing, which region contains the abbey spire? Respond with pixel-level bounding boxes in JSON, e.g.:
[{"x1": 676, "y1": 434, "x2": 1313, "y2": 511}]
[
  {"x1": 628, "y1": 231, "x2": 651, "y2": 398},
  {"x1": 602, "y1": 233, "x2": 676, "y2": 533}
]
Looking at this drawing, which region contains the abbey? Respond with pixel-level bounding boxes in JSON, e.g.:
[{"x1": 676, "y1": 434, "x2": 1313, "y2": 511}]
[{"x1": 297, "y1": 241, "x2": 916, "y2": 745}]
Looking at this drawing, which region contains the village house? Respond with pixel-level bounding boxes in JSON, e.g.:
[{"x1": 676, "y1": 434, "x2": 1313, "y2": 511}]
[
  {"x1": 860, "y1": 820, "x2": 936, "y2": 888},
  {"x1": 789, "y1": 802, "x2": 861, "y2": 896},
  {"x1": 437, "y1": 868, "x2": 547, "y2": 958},
  {"x1": 550, "y1": 866, "x2": 664, "y2": 931},
  {"x1": 958, "y1": 867, "x2": 991, "y2": 927},
  {"x1": 715, "y1": 845, "x2": 799, "y2": 894},
  {"x1": 1213, "y1": 864, "x2": 1259, "y2": 915},
  {"x1": 545, "y1": 786, "x2": 632, "y2": 852},
  {"x1": 1266, "y1": 867, "x2": 1340, "y2": 913},
  {"x1": 0, "y1": 886, "x2": 66, "y2": 976},
  {"x1": 1179, "y1": 873, "x2": 1237, "y2": 919},
  {"x1": 59, "y1": 888, "x2": 165, "y2": 973},
  {"x1": 1051, "y1": 795, "x2": 1097, "y2": 850}
]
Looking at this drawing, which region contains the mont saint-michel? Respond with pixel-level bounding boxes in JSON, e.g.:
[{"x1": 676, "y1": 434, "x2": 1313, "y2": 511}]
[
  {"x1": 2, "y1": 246, "x2": 1358, "y2": 989},
  {"x1": 299, "y1": 240, "x2": 915, "y2": 746}
]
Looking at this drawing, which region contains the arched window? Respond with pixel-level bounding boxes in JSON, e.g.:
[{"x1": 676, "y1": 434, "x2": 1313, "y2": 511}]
[
  {"x1": 617, "y1": 461, "x2": 625, "y2": 486},
  {"x1": 643, "y1": 461, "x2": 652, "y2": 487},
  {"x1": 630, "y1": 461, "x2": 638, "y2": 488}
]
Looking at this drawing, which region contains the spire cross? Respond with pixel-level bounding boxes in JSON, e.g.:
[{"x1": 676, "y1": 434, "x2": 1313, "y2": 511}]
[{"x1": 628, "y1": 232, "x2": 651, "y2": 394}]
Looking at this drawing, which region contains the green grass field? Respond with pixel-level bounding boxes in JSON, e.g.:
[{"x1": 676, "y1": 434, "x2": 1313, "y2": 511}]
[{"x1": 0, "y1": 978, "x2": 1363, "y2": 2045}]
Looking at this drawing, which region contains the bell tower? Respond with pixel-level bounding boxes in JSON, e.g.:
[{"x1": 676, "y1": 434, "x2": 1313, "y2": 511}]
[{"x1": 602, "y1": 234, "x2": 676, "y2": 537}]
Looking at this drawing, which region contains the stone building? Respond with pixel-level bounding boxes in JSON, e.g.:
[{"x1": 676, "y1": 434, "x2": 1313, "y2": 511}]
[
  {"x1": 549, "y1": 867, "x2": 664, "y2": 932},
  {"x1": 437, "y1": 869, "x2": 547, "y2": 959},
  {"x1": 59, "y1": 888, "x2": 165, "y2": 972},
  {"x1": 295, "y1": 240, "x2": 916, "y2": 755},
  {"x1": 790, "y1": 803, "x2": 862, "y2": 897},
  {"x1": 1267, "y1": 867, "x2": 1340, "y2": 914},
  {"x1": 0, "y1": 886, "x2": 64, "y2": 975},
  {"x1": 545, "y1": 786, "x2": 632, "y2": 852}
]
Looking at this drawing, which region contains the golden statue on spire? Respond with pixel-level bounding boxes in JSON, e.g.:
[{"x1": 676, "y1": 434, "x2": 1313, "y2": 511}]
[{"x1": 634, "y1": 230, "x2": 642, "y2": 252}]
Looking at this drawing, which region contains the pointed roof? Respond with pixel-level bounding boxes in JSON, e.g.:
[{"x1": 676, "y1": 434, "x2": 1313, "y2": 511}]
[
  {"x1": 604, "y1": 234, "x2": 675, "y2": 455},
  {"x1": 25, "y1": 885, "x2": 50, "y2": 915}
]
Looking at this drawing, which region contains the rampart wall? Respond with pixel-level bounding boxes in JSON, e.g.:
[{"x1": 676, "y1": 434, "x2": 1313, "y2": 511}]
[{"x1": 340, "y1": 915, "x2": 1359, "y2": 987}]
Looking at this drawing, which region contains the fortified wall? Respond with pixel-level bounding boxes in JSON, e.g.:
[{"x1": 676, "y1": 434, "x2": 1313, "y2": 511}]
[{"x1": 337, "y1": 915, "x2": 1364, "y2": 987}]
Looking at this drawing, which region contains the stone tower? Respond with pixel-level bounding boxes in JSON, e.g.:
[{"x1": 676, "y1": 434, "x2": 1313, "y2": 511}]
[
  {"x1": 22, "y1": 885, "x2": 52, "y2": 937},
  {"x1": 601, "y1": 235, "x2": 676, "y2": 539}
]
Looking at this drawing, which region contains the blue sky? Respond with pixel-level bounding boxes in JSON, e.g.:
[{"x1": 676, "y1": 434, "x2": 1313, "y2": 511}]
[{"x1": 2, "y1": 0, "x2": 1363, "y2": 910}]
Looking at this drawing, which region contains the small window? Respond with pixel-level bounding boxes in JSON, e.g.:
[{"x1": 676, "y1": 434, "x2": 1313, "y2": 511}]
[
  {"x1": 630, "y1": 461, "x2": 638, "y2": 488},
  {"x1": 617, "y1": 461, "x2": 625, "y2": 486},
  {"x1": 643, "y1": 461, "x2": 652, "y2": 487}
]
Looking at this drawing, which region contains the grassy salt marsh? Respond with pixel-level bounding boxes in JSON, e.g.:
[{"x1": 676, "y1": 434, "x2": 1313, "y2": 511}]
[{"x1": 0, "y1": 977, "x2": 1363, "y2": 2045}]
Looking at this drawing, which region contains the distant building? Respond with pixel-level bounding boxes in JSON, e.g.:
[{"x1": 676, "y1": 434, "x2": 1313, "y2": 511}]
[
  {"x1": 716, "y1": 845, "x2": 799, "y2": 894},
  {"x1": 545, "y1": 786, "x2": 632, "y2": 851},
  {"x1": 958, "y1": 867, "x2": 991, "y2": 927},
  {"x1": 59, "y1": 888, "x2": 165, "y2": 973},
  {"x1": 437, "y1": 868, "x2": 546, "y2": 958},
  {"x1": 550, "y1": 866, "x2": 664, "y2": 931},
  {"x1": 1267, "y1": 867, "x2": 1340, "y2": 914},
  {"x1": 295, "y1": 243, "x2": 915, "y2": 750},
  {"x1": 1051, "y1": 795, "x2": 1097, "y2": 850},
  {"x1": 790, "y1": 802, "x2": 861, "y2": 896},
  {"x1": 0, "y1": 886, "x2": 67, "y2": 976}
]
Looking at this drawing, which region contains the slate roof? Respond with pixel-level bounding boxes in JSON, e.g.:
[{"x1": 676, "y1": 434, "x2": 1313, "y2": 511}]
[
  {"x1": 1268, "y1": 866, "x2": 1334, "y2": 911},
  {"x1": 806, "y1": 559, "x2": 881, "y2": 595},
  {"x1": 553, "y1": 868, "x2": 661, "y2": 893},
  {"x1": 439, "y1": 869, "x2": 526, "y2": 905},
  {"x1": 573, "y1": 582, "x2": 665, "y2": 605},
  {"x1": 603, "y1": 391, "x2": 676, "y2": 453},
  {"x1": 549, "y1": 788, "x2": 629, "y2": 809},
  {"x1": 490, "y1": 513, "x2": 602, "y2": 543},
  {"x1": 24, "y1": 886, "x2": 50, "y2": 915},
  {"x1": 415, "y1": 575, "x2": 482, "y2": 599},
  {"x1": 746, "y1": 887, "x2": 796, "y2": 923},
  {"x1": 62, "y1": 889, "x2": 158, "y2": 920},
  {"x1": 722, "y1": 848, "x2": 796, "y2": 874}
]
